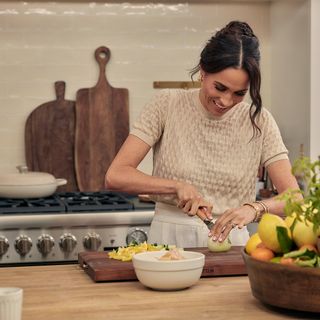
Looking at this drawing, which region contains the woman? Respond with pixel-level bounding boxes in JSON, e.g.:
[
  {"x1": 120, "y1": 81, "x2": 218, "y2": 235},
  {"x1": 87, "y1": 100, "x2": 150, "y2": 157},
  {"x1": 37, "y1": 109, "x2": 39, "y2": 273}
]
[{"x1": 105, "y1": 21, "x2": 299, "y2": 247}]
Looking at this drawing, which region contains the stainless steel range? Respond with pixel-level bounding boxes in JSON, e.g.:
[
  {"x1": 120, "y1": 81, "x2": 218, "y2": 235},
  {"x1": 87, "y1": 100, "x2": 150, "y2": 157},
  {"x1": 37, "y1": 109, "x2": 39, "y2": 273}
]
[{"x1": 0, "y1": 191, "x2": 155, "y2": 265}]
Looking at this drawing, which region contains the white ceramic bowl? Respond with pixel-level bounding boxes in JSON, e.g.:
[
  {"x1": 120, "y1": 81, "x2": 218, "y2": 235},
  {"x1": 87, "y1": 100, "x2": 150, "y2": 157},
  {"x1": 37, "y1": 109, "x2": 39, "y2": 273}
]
[
  {"x1": 132, "y1": 251, "x2": 205, "y2": 291},
  {"x1": 0, "y1": 166, "x2": 67, "y2": 198}
]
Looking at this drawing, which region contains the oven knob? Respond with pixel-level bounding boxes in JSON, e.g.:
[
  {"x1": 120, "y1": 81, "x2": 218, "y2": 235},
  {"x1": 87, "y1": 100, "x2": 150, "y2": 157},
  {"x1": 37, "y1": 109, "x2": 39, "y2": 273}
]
[
  {"x1": 37, "y1": 234, "x2": 55, "y2": 255},
  {"x1": 14, "y1": 235, "x2": 32, "y2": 256},
  {"x1": 59, "y1": 233, "x2": 77, "y2": 253},
  {"x1": 0, "y1": 236, "x2": 9, "y2": 256},
  {"x1": 83, "y1": 232, "x2": 101, "y2": 251},
  {"x1": 126, "y1": 228, "x2": 148, "y2": 245}
]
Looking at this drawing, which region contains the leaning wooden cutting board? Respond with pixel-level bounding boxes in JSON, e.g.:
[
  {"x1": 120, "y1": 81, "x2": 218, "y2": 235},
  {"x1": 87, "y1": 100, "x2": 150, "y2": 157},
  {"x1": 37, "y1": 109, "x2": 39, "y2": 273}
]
[
  {"x1": 25, "y1": 81, "x2": 78, "y2": 192},
  {"x1": 78, "y1": 247, "x2": 247, "y2": 282},
  {"x1": 75, "y1": 46, "x2": 129, "y2": 192}
]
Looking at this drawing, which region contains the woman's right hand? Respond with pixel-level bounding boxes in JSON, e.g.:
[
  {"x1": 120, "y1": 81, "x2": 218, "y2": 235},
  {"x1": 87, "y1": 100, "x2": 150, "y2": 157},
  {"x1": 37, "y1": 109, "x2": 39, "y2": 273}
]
[{"x1": 175, "y1": 181, "x2": 213, "y2": 220}]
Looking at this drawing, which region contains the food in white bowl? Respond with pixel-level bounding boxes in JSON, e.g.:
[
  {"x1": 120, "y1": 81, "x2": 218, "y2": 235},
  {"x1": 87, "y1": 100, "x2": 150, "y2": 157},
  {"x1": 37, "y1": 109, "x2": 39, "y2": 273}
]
[
  {"x1": 132, "y1": 250, "x2": 205, "y2": 291},
  {"x1": 158, "y1": 248, "x2": 185, "y2": 260}
]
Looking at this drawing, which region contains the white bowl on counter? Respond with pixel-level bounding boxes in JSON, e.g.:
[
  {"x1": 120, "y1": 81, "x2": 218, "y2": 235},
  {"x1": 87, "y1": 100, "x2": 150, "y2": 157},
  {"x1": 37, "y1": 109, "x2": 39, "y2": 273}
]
[{"x1": 132, "y1": 251, "x2": 205, "y2": 291}]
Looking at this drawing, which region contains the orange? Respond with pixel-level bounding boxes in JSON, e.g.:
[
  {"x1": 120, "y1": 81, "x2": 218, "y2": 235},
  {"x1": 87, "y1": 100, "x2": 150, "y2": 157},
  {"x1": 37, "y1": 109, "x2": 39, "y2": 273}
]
[
  {"x1": 299, "y1": 244, "x2": 318, "y2": 253},
  {"x1": 251, "y1": 247, "x2": 275, "y2": 261},
  {"x1": 257, "y1": 242, "x2": 267, "y2": 249},
  {"x1": 280, "y1": 257, "x2": 295, "y2": 265}
]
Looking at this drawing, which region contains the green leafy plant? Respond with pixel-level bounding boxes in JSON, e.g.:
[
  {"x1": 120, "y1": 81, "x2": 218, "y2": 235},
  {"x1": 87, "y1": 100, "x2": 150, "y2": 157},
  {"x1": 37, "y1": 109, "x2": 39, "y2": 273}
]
[
  {"x1": 276, "y1": 226, "x2": 293, "y2": 253},
  {"x1": 278, "y1": 156, "x2": 320, "y2": 232}
]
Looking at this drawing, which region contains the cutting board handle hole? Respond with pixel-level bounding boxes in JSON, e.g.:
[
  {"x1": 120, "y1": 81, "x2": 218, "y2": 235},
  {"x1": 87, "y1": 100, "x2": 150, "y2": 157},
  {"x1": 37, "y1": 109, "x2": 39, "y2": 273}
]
[{"x1": 95, "y1": 46, "x2": 110, "y2": 64}]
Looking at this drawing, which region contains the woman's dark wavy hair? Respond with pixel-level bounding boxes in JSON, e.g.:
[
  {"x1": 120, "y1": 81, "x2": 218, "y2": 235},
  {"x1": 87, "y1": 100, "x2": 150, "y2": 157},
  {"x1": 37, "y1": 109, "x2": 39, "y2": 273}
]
[{"x1": 190, "y1": 21, "x2": 262, "y2": 137}]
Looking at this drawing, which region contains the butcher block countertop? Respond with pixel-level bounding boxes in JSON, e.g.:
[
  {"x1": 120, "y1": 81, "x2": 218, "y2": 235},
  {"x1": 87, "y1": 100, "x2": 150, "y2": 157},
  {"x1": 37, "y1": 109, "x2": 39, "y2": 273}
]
[{"x1": 0, "y1": 264, "x2": 317, "y2": 320}]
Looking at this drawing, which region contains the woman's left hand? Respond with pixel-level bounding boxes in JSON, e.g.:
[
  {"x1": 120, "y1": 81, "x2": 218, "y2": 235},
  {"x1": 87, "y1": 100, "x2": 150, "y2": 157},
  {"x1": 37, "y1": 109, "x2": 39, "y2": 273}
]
[{"x1": 210, "y1": 205, "x2": 256, "y2": 242}]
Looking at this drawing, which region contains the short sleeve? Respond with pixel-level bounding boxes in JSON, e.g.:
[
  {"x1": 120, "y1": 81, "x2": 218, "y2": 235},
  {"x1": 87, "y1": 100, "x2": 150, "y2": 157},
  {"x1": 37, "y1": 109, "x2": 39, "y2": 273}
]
[
  {"x1": 260, "y1": 109, "x2": 289, "y2": 167},
  {"x1": 130, "y1": 90, "x2": 170, "y2": 147}
]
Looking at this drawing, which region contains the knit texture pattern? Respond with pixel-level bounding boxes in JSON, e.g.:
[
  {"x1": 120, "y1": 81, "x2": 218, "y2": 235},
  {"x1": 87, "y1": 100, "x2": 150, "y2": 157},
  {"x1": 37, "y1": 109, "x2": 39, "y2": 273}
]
[{"x1": 131, "y1": 89, "x2": 288, "y2": 215}]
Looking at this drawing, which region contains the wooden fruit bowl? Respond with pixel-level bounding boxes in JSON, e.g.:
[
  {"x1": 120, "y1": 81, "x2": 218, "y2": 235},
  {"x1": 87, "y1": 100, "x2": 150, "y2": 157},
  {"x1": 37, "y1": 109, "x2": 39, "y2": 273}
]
[{"x1": 242, "y1": 250, "x2": 320, "y2": 313}]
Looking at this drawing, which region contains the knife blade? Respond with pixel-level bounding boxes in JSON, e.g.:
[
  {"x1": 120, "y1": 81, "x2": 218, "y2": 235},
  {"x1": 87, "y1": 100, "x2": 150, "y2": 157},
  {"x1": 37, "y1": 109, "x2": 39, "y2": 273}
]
[{"x1": 203, "y1": 218, "x2": 215, "y2": 231}]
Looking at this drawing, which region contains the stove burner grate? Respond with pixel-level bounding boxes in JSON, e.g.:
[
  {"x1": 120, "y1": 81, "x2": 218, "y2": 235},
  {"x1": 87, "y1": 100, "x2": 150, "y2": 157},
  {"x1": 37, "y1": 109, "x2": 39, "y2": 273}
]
[
  {"x1": 58, "y1": 191, "x2": 134, "y2": 212},
  {"x1": 0, "y1": 191, "x2": 153, "y2": 214},
  {"x1": 0, "y1": 196, "x2": 65, "y2": 214}
]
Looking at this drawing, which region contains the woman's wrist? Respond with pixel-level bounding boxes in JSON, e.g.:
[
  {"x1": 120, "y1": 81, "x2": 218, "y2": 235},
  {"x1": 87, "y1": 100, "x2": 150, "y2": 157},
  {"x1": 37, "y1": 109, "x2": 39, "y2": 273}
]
[
  {"x1": 174, "y1": 180, "x2": 183, "y2": 193},
  {"x1": 243, "y1": 203, "x2": 260, "y2": 222},
  {"x1": 254, "y1": 200, "x2": 269, "y2": 216},
  {"x1": 166, "y1": 179, "x2": 183, "y2": 195},
  {"x1": 242, "y1": 200, "x2": 269, "y2": 222}
]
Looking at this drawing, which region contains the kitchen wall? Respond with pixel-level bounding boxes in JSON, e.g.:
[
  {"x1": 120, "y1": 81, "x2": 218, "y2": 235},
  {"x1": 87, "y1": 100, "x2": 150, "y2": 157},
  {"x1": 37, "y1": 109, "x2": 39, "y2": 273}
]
[
  {"x1": 0, "y1": 0, "x2": 316, "y2": 178},
  {"x1": 270, "y1": 0, "x2": 310, "y2": 161},
  {"x1": 310, "y1": 0, "x2": 320, "y2": 161},
  {"x1": 0, "y1": 0, "x2": 272, "y2": 175}
]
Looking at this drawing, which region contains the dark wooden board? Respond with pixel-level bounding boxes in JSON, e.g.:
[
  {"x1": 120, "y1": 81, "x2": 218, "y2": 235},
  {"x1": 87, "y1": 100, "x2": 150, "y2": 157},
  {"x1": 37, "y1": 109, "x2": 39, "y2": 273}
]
[
  {"x1": 78, "y1": 247, "x2": 247, "y2": 282},
  {"x1": 25, "y1": 81, "x2": 78, "y2": 192},
  {"x1": 75, "y1": 46, "x2": 129, "y2": 192}
]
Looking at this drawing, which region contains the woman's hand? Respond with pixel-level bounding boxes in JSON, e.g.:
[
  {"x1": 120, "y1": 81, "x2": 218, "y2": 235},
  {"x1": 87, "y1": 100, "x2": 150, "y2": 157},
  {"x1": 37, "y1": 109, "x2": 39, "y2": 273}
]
[
  {"x1": 175, "y1": 181, "x2": 213, "y2": 220},
  {"x1": 210, "y1": 205, "x2": 256, "y2": 242}
]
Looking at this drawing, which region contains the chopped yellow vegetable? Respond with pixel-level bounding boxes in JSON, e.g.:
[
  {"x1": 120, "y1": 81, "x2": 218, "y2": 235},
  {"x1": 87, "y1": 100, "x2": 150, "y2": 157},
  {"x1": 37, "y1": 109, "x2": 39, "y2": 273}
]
[{"x1": 108, "y1": 242, "x2": 175, "y2": 262}]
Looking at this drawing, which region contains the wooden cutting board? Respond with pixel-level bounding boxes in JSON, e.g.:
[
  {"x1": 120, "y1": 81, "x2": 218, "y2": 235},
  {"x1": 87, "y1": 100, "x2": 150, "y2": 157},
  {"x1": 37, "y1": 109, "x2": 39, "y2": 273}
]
[
  {"x1": 78, "y1": 247, "x2": 247, "y2": 282},
  {"x1": 75, "y1": 46, "x2": 129, "y2": 192},
  {"x1": 25, "y1": 81, "x2": 78, "y2": 192}
]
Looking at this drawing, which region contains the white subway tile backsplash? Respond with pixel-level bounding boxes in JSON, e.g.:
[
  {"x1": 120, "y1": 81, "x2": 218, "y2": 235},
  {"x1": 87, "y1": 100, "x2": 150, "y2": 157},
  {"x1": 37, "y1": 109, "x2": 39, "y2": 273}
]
[{"x1": 0, "y1": 1, "x2": 271, "y2": 174}]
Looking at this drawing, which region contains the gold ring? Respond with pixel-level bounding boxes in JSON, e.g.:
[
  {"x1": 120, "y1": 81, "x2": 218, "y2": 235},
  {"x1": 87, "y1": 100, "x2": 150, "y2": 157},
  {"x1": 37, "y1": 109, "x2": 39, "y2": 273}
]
[{"x1": 230, "y1": 222, "x2": 237, "y2": 228}]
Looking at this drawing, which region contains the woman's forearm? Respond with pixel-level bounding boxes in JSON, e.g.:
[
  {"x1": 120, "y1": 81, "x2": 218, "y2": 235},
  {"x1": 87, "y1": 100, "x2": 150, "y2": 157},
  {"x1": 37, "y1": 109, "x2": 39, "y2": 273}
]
[
  {"x1": 105, "y1": 135, "x2": 181, "y2": 195},
  {"x1": 257, "y1": 190, "x2": 303, "y2": 218},
  {"x1": 105, "y1": 165, "x2": 179, "y2": 195},
  {"x1": 257, "y1": 196, "x2": 286, "y2": 217},
  {"x1": 262, "y1": 159, "x2": 302, "y2": 217}
]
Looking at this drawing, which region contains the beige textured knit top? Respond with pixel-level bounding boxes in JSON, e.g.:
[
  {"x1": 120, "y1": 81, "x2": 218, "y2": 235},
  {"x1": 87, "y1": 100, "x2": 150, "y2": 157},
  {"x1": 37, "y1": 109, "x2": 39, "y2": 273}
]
[{"x1": 131, "y1": 89, "x2": 288, "y2": 215}]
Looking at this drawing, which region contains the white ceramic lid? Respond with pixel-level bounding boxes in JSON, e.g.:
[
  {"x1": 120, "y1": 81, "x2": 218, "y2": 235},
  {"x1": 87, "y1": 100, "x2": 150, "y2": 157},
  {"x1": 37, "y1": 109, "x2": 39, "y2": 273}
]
[{"x1": 0, "y1": 167, "x2": 56, "y2": 186}]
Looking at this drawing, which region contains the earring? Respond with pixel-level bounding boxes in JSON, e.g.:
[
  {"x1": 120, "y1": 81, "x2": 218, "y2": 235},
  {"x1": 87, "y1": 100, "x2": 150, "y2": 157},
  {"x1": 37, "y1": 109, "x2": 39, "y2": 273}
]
[{"x1": 198, "y1": 73, "x2": 203, "y2": 82}]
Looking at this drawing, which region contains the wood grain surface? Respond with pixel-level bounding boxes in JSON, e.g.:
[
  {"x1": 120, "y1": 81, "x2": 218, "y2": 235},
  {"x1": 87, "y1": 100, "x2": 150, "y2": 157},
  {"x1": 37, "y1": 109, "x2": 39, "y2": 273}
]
[
  {"x1": 78, "y1": 246, "x2": 247, "y2": 282},
  {"x1": 243, "y1": 250, "x2": 320, "y2": 313},
  {"x1": 0, "y1": 264, "x2": 315, "y2": 320},
  {"x1": 75, "y1": 46, "x2": 129, "y2": 192},
  {"x1": 25, "y1": 81, "x2": 78, "y2": 192}
]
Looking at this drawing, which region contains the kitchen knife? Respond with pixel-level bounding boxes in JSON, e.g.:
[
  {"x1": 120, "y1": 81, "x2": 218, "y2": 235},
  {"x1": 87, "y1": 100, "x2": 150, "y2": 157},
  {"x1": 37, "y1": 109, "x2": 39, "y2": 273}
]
[
  {"x1": 197, "y1": 206, "x2": 214, "y2": 231},
  {"x1": 203, "y1": 218, "x2": 215, "y2": 231}
]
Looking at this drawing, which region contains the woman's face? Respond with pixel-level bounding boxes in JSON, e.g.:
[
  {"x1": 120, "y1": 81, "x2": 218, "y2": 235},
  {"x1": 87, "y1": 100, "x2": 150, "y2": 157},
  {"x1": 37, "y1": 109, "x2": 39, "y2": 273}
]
[{"x1": 199, "y1": 67, "x2": 249, "y2": 117}]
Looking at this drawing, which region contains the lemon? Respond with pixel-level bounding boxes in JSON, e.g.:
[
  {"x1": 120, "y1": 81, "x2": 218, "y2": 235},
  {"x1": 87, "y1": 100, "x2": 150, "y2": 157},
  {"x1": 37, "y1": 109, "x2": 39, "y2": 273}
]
[
  {"x1": 284, "y1": 215, "x2": 295, "y2": 229},
  {"x1": 285, "y1": 214, "x2": 318, "y2": 247},
  {"x1": 245, "y1": 233, "x2": 262, "y2": 254},
  {"x1": 258, "y1": 213, "x2": 291, "y2": 253}
]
